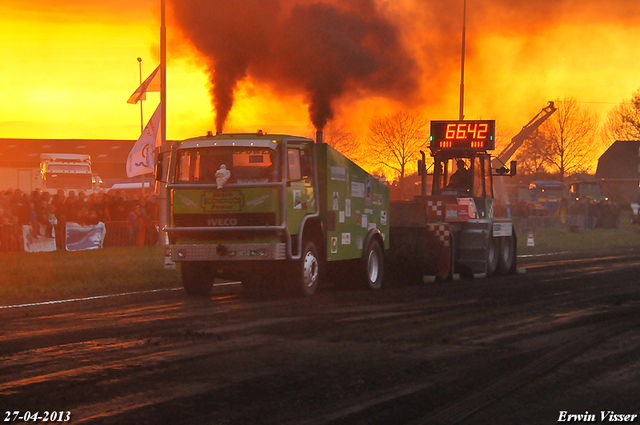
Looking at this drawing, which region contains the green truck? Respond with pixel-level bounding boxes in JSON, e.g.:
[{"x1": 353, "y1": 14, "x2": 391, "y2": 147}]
[
  {"x1": 160, "y1": 132, "x2": 388, "y2": 296},
  {"x1": 159, "y1": 123, "x2": 517, "y2": 297}
]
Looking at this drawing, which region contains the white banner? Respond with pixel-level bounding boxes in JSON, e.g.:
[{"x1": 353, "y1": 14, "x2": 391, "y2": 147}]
[
  {"x1": 65, "y1": 222, "x2": 106, "y2": 251},
  {"x1": 22, "y1": 224, "x2": 56, "y2": 253},
  {"x1": 126, "y1": 103, "x2": 161, "y2": 178}
]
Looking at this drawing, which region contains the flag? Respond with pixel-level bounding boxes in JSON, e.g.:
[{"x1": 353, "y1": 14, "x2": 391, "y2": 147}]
[
  {"x1": 127, "y1": 65, "x2": 161, "y2": 104},
  {"x1": 127, "y1": 103, "x2": 161, "y2": 178}
]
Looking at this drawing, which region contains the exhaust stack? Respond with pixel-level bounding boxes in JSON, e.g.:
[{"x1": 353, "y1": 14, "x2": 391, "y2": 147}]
[{"x1": 316, "y1": 130, "x2": 323, "y2": 144}]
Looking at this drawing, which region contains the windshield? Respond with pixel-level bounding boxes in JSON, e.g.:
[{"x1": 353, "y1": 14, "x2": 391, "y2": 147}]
[
  {"x1": 173, "y1": 146, "x2": 281, "y2": 185},
  {"x1": 433, "y1": 157, "x2": 473, "y2": 196},
  {"x1": 44, "y1": 173, "x2": 93, "y2": 190},
  {"x1": 47, "y1": 164, "x2": 91, "y2": 173}
]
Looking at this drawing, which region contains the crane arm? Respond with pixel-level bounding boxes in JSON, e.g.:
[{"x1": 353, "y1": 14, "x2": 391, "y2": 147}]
[{"x1": 492, "y1": 101, "x2": 557, "y2": 168}]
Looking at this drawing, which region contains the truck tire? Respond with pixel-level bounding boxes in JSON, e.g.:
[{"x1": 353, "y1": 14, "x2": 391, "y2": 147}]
[
  {"x1": 363, "y1": 239, "x2": 384, "y2": 289},
  {"x1": 181, "y1": 262, "x2": 214, "y2": 296},
  {"x1": 487, "y1": 237, "x2": 499, "y2": 276},
  {"x1": 497, "y1": 235, "x2": 516, "y2": 275},
  {"x1": 292, "y1": 240, "x2": 320, "y2": 296}
]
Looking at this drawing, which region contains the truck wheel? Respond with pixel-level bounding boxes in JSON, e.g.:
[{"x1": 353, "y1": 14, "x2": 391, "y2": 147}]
[
  {"x1": 497, "y1": 235, "x2": 516, "y2": 275},
  {"x1": 181, "y1": 262, "x2": 214, "y2": 296},
  {"x1": 487, "y1": 237, "x2": 499, "y2": 276},
  {"x1": 293, "y1": 241, "x2": 320, "y2": 296},
  {"x1": 363, "y1": 239, "x2": 384, "y2": 289}
]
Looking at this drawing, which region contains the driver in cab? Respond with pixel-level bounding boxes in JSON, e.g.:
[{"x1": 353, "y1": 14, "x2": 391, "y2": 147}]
[{"x1": 448, "y1": 159, "x2": 472, "y2": 189}]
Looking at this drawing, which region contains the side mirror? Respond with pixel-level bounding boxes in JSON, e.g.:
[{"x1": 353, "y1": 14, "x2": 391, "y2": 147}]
[{"x1": 493, "y1": 160, "x2": 517, "y2": 177}]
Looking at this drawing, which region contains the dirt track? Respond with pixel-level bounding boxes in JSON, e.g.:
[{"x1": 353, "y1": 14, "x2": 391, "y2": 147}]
[{"x1": 2, "y1": 250, "x2": 640, "y2": 424}]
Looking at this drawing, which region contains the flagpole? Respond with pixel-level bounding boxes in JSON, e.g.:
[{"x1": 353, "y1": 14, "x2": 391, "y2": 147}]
[
  {"x1": 158, "y1": 0, "x2": 168, "y2": 246},
  {"x1": 137, "y1": 57, "x2": 146, "y2": 197},
  {"x1": 137, "y1": 58, "x2": 144, "y2": 132}
]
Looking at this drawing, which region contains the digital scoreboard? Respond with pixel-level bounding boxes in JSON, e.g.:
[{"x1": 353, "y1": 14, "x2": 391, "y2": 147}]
[{"x1": 430, "y1": 120, "x2": 495, "y2": 151}]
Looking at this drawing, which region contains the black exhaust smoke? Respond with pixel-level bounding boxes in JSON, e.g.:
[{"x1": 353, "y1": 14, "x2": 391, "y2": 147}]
[
  {"x1": 168, "y1": 0, "x2": 640, "y2": 135},
  {"x1": 169, "y1": 0, "x2": 419, "y2": 133}
]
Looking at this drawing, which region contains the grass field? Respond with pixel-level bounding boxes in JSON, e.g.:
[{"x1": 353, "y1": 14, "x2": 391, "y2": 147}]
[
  {"x1": 1, "y1": 247, "x2": 180, "y2": 307},
  {"x1": 517, "y1": 211, "x2": 640, "y2": 254},
  {"x1": 1, "y1": 214, "x2": 639, "y2": 307}
]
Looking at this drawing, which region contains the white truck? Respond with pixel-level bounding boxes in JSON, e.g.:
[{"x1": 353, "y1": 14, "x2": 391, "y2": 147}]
[{"x1": 39, "y1": 153, "x2": 96, "y2": 195}]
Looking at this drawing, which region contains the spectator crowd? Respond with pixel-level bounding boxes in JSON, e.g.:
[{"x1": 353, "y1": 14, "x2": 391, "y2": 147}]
[{"x1": 0, "y1": 188, "x2": 159, "y2": 250}]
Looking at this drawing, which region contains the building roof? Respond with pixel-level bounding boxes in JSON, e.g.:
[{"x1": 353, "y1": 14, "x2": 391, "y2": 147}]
[
  {"x1": 0, "y1": 138, "x2": 136, "y2": 166},
  {"x1": 595, "y1": 140, "x2": 640, "y2": 180}
]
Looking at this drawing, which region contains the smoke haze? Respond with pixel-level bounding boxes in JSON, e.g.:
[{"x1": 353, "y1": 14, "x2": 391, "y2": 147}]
[
  {"x1": 170, "y1": 0, "x2": 418, "y2": 132},
  {"x1": 169, "y1": 0, "x2": 640, "y2": 133}
]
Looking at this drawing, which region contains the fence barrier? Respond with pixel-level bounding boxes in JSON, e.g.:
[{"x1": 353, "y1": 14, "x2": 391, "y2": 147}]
[
  {"x1": 0, "y1": 221, "x2": 159, "y2": 252},
  {"x1": 0, "y1": 224, "x2": 22, "y2": 252},
  {"x1": 512, "y1": 214, "x2": 620, "y2": 233},
  {"x1": 0, "y1": 214, "x2": 623, "y2": 253}
]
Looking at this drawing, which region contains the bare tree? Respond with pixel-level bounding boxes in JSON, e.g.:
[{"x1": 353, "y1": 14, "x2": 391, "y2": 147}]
[
  {"x1": 367, "y1": 111, "x2": 428, "y2": 183},
  {"x1": 493, "y1": 124, "x2": 513, "y2": 160},
  {"x1": 515, "y1": 129, "x2": 553, "y2": 175},
  {"x1": 534, "y1": 97, "x2": 599, "y2": 180},
  {"x1": 604, "y1": 89, "x2": 640, "y2": 142},
  {"x1": 316, "y1": 122, "x2": 364, "y2": 164}
]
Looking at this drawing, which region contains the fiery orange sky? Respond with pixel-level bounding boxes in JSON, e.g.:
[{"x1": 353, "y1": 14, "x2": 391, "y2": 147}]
[{"x1": 2, "y1": 0, "x2": 640, "y2": 158}]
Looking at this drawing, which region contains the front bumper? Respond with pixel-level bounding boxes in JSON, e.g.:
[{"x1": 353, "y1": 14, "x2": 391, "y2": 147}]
[{"x1": 170, "y1": 243, "x2": 287, "y2": 262}]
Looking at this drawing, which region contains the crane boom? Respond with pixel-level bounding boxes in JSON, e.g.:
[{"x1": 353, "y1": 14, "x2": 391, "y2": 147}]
[
  {"x1": 491, "y1": 101, "x2": 557, "y2": 218},
  {"x1": 492, "y1": 101, "x2": 557, "y2": 168}
]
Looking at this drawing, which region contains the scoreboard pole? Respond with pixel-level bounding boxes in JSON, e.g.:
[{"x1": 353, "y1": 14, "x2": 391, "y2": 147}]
[{"x1": 459, "y1": 0, "x2": 466, "y2": 121}]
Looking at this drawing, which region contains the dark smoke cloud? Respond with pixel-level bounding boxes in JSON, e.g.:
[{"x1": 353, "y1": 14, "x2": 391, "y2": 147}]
[
  {"x1": 169, "y1": 0, "x2": 640, "y2": 134},
  {"x1": 169, "y1": 0, "x2": 280, "y2": 133},
  {"x1": 169, "y1": 0, "x2": 419, "y2": 132}
]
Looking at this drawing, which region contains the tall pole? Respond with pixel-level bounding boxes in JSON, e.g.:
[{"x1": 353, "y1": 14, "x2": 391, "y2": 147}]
[
  {"x1": 137, "y1": 58, "x2": 143, "y2": 133},
  {"x1": 137, "y1": 57, "x2": 146, "y2": 196},
  {"x1": 159, "y1": 0, "x2": 168, "y2": 246},
  {"x1": 459, "y1": 0, "x2": 466, "y2": 121},
  {"x1": 161, "y1": 0, "x2": 166, "y2": 152}
]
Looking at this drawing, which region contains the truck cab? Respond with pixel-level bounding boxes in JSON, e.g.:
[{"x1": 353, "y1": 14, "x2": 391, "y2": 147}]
[
  {"x1": 529, "y1": 181, "x2": 566, "y2": 215},
  {"x1": 161, "y1": 132, "x2": 388, "y2": 296},
  {"x1": 39, "y1": 153, "x2": 94, "y2": 196},
  {"x1": 431, "y1": 153, "x2": 497, "y2": 219},
  {"x1": 569, "y1": 180, "x2": 605, "y2": 202}
]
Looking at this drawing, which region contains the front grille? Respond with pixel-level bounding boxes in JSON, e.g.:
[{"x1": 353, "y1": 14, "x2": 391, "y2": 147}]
[{"x1": 173, "y1": 213, "x2": 277, "y2": 227}]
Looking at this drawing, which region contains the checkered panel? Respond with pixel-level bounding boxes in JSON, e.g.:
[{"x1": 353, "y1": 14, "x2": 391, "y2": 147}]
[
  {"x1": 427, "y1": 223, "x2": 450, "y2": 247},
  {"x1": 426, "y1": 200, "x2": 445, "y2": 222}
]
